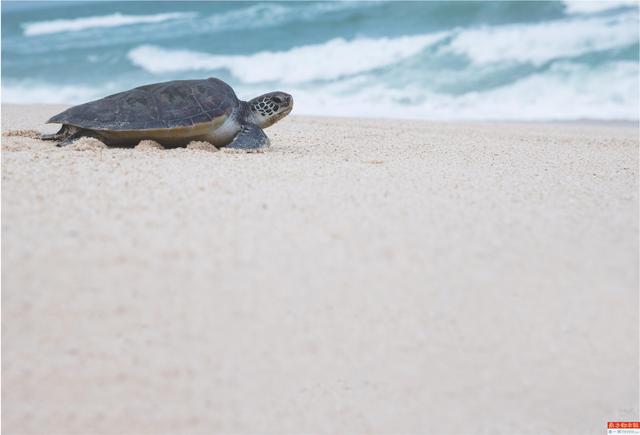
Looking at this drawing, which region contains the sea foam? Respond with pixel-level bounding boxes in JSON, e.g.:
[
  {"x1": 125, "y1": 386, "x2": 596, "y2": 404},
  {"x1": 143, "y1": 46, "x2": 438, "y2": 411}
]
[
  {"x1": 284, "y1": 61, "x2": 639, "y2": 120},
  {"x1": 22, "y1": 12, "x2": 195, "y2": 36},
  {"x1": 1, "y1": 82, "x2": 118, "y2": 104},
  {"x1": 562, "y1": 0, "x2": 638, "y2": 14},
  {"x1": 205, "y1": 2, "x2": 367, "y2": 32},
  {"x1": 127, "y1": 10, "x2": 638, "y2": 83},
  {"x1": 446, "y1": 11, "x2": 639, "y2": 66},
  {"x1": 5, "y1": 60, "x2": 636, "y2": 120},
  {"x1": 5, "y1": 0, "x2": 638, "y2": 121},
  {"x1": 127, "y1": 33, "x2": 448, "y2": 83}
]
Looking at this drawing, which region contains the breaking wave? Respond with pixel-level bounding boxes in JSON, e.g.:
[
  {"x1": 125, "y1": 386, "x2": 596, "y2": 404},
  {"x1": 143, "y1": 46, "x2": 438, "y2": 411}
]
[
  {"x1": 127, "y1": 33, "x2": 448, "y2": 84},
  {"x1": 445, "y1": 11, "x2": 638, "y2": 65},
  {"x1": 3, "y1": 1, "x2": 638, "y2": 120},
  {"x1": 204, "y1": 2, "x2": 368, "y2": 33},
  {"x1": 127, "y1": 11, "x2": 638, "y2": 82},
  {"x1": 22, "y1": 12, "x2": 196, "y2": 36},
  {"x1": 290, "y1": 61, "x2": 639, "y2": 120},
  {"x1": 5, "y1": 60, "x2": 637, "y2": 120},
  {"x1": 562, "y1": 0, "x2": 638, "y2": 14}
]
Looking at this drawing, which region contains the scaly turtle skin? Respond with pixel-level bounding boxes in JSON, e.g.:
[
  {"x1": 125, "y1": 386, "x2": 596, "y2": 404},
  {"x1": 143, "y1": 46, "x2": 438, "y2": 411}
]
[{"x1": 43, "y1": 77, "x2": 293, "y2": 151}]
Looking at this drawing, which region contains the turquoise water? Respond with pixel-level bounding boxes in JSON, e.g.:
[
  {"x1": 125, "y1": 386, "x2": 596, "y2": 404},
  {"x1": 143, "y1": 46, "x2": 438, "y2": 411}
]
[{"x1": 2, "y1": 1, "x2": 638, "y2": 120}]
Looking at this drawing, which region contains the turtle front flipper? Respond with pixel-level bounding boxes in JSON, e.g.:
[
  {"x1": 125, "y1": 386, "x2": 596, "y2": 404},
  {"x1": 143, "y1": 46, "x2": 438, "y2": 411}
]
[{"x1": 225, "y1": 124, "x2": 270, "y2": 151}]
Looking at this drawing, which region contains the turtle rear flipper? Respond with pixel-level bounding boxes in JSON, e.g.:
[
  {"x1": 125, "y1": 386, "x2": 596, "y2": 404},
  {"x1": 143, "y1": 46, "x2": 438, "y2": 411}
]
[
  {"x1": 41, "y1": 124, "x2": 80, "y2": 145},
  {"x1": 41, "y1": 125, "x2": 94, "y2": 146},
  {"x1": 40, "y1": 125, "x2": 68, "y2": 141},
  {"x1": 40, "y1": 132, "x2": 59, "y2": 141}
]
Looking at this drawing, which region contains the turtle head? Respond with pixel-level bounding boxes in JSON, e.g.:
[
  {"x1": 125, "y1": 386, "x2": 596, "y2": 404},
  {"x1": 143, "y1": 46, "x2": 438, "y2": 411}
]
[{"x1": 248, "y1": 92, "x2": 293, "y2": 128}]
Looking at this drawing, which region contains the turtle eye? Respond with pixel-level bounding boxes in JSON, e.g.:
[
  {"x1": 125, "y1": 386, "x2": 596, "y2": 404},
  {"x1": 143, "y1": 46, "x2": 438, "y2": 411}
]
[{"x1": 272, "y1": 96, "x2": 282, "y2": 104}]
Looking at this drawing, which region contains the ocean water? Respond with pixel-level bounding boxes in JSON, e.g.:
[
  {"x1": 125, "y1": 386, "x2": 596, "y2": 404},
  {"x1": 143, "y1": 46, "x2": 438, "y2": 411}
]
[{"x1": 2, "y1": 1, "x2": 639, "y2": 120}]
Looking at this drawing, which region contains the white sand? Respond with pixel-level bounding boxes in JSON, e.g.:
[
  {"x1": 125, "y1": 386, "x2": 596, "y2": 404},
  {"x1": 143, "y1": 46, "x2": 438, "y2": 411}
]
[{"x1": 2, "y1": 104, "x2": 638, "y2": 434}]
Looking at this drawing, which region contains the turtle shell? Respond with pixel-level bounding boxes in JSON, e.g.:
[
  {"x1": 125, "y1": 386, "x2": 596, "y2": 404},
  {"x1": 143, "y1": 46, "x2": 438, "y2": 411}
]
[{"x1": 47, "y1": 78, "x2": 239, "y2": 131}]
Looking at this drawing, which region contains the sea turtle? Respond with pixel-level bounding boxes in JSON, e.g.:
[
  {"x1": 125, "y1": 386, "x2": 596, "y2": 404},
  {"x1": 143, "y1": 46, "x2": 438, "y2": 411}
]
[{"x1": 42, "y1": 77, "x2": 293, "y2": 151}]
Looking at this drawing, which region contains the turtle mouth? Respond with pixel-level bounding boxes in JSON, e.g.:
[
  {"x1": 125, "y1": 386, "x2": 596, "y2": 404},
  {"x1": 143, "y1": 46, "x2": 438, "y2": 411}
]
[
  {"x1": 278, "y1": 106, "x2": 293, "y2": 120},
  {"x1": 283, "y1": 98, "x2": 293, "y2": 115}
]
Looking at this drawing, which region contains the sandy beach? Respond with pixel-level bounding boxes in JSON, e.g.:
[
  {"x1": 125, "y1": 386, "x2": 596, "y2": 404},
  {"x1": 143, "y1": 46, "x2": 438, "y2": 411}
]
[{"x1": 2, "y1": 104, "x2": 638, "y2": 434}]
